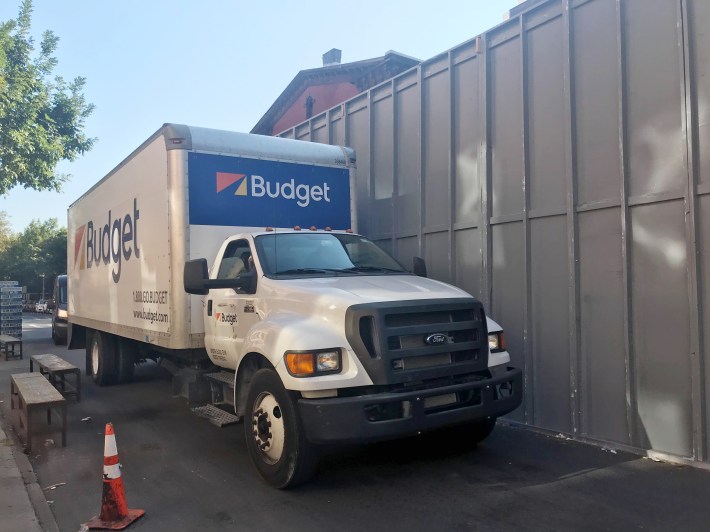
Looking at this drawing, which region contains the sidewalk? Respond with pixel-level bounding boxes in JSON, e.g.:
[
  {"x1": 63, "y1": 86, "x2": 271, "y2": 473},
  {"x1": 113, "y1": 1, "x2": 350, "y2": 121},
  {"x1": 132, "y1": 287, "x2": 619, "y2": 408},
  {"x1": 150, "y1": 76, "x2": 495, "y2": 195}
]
[
  {"x1": 0, "y1": 317, "x2": 60, "y2": 532},
  {"x1": 0, "y1": 416, "x2": 45, "y2": 532}
]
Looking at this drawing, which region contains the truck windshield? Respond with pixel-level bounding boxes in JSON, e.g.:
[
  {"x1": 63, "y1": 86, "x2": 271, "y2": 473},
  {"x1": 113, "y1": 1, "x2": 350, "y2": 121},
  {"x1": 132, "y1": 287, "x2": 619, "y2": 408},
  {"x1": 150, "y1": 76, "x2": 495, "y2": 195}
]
[
  {"x1": 57, "y1": 278, "x2": 67, "y2": 305},
  {"x1": 254, "y1": 233, "x2": 409, "y2": 278}
]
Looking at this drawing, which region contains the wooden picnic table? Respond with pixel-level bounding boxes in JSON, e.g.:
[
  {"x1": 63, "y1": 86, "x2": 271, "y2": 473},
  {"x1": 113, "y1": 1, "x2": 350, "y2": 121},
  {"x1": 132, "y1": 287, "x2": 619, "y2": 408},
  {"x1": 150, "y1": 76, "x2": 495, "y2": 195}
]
[
  {"x1": 10, "y1": 372, "x2": 67, "y2": 452},
  {"x1": 30, "y1": 354, "x2": 81, "y2": 401},
  {"x1": 0, "y1": 334, "x2": 22, "y2": 360}
]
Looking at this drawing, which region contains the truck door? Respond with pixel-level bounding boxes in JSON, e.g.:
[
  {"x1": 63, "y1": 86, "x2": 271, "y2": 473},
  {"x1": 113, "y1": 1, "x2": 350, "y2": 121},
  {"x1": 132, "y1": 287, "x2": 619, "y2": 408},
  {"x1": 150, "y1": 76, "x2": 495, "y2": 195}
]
[{"x1": 205, "y1": 239, "x2": 261, "y2": 370}]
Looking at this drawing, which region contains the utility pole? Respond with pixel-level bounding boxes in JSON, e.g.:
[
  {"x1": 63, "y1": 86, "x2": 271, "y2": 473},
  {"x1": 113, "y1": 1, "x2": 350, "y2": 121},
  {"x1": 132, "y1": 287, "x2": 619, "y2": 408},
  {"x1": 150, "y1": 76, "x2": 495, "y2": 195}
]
[{"x1": 41, "y1": 273, "x2": 45, "y2": 301}]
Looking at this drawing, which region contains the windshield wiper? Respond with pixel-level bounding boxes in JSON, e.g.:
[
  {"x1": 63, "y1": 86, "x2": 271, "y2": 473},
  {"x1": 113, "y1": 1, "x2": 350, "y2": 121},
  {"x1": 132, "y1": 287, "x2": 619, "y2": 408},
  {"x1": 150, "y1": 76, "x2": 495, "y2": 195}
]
[
  {"x1": 340, "y1": 266, "x2": 406, "y2": 273},
  {"x1": 273, "y1": 268, "x2": 337, "y2": 275}
]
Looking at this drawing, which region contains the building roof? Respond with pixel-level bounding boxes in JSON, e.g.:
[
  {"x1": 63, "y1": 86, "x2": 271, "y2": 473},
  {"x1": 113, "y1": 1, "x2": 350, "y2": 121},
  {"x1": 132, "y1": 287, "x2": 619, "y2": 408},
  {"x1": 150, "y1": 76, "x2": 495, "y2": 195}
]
[{"x1": 251, "y1": 50, "x2": 420, "y2": 135}]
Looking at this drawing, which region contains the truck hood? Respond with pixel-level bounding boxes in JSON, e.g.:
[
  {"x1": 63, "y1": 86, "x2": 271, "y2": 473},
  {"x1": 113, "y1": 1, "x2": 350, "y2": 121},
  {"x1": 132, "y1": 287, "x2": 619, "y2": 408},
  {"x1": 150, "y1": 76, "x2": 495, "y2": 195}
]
[{"x1": 262, "y1": 274, "x2": 471, "y2": 308}]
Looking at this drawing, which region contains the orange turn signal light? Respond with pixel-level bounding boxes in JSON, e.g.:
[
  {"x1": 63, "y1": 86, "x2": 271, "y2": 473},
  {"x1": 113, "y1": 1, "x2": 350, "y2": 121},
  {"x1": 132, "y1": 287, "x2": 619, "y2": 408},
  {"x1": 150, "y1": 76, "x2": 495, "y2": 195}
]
[{"x1": 285, "y1": 353, "x2": 315, "y2": 376}]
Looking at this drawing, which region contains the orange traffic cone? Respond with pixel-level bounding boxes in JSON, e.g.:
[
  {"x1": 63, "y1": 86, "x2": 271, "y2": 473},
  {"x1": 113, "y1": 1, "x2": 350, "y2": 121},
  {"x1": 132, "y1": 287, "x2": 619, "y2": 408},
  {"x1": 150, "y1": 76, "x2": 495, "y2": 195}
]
[{"x1": 84, "y1": 423, "x2": 145, "y2": 530}]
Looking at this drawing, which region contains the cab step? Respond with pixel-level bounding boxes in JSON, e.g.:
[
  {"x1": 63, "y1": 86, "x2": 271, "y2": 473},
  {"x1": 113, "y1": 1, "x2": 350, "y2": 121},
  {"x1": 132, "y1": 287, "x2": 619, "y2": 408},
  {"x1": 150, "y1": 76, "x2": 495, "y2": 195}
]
[
  {"x1": 191, "y1": 404, "x2": 241, "y2": 427},
  {"x1": 203, "y1": 370, "x2": 236, "y2": 409},
  {"x1": 204, "y1": 371, "x2": 235, "y2": 388}
]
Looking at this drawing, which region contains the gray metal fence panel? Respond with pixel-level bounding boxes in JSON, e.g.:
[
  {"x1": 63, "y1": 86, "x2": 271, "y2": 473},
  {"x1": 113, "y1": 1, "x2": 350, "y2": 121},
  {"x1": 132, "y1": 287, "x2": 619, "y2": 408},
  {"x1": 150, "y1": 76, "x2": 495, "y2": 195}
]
[
  {"x1": 279, "y1": 0, "x2": 710, "y2": 463},
  {"x1": 530, "y1": 217, "x2": 571, "y2": 432},
  {"x1": 372, "y1": 86, "x2": 394, "y2": 237},
  {"x1": 573, "y1": 0, "x2": 621, "y2": 207},
  {"x1": 578, "y1": 208, "x2": 629, "y2": 444},
  {"x1": 490, "y1": 37, "x2": 524, "y2": 220},
  {"x1": 313, "y1": 116, "x2": 326, "y2": 144},
  {"x1": 701, "y1": 196, "x2": 710, "y2": 454},
  {"x1": 491, "y1": 222, "x2": 527, "y2": 423},
  {"x1": 393, "y1": 81, "x2": 421, "y2": 245},
  {"x1": 631, "y1": 201, "x2": 692, "y2": 456},
  {"x1": 453, "y1": 54, "x2": 481, "y2": 227},
  {"x1": 693, "y1": 2, "x2": 710, "y2": 190},
  {"x1": 423, "y1": 65, "x2": 451, "y2": 233}
]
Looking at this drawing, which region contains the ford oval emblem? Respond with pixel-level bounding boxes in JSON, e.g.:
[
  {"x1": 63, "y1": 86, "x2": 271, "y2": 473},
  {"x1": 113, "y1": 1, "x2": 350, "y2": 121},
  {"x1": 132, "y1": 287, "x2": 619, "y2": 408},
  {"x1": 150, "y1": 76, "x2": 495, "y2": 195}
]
[{"x1": 425, "y1": 333, "x2": 448, "y2": 345}]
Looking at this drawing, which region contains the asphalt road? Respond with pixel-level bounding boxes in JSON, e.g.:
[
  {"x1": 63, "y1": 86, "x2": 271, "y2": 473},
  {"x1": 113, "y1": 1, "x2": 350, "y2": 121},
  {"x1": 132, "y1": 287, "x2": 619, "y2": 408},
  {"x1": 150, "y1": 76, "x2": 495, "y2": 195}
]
[{"x1": 2, "y1": 315, "x2": 710, "y2": 531}]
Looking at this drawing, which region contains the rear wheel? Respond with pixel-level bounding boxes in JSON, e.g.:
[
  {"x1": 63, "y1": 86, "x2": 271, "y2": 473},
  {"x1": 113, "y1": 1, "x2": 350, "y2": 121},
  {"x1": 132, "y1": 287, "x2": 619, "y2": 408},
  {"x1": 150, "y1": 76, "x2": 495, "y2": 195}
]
[
  {"x1": 244, "y1": 369, "x2": 317, "y2": 489},
  {"x1": 116, "y1": 339, "x2": 136, "y2": 383},
  {"x1": 91, "y1": 332, "x2": 118, "y2": 386}
]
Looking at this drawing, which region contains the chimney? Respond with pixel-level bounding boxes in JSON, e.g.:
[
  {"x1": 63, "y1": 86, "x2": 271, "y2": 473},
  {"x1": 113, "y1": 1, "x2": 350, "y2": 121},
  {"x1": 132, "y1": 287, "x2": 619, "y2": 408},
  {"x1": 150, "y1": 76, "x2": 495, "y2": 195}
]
[{"x1": 322, "y1": 48, "x2": 342, "y2": 67}]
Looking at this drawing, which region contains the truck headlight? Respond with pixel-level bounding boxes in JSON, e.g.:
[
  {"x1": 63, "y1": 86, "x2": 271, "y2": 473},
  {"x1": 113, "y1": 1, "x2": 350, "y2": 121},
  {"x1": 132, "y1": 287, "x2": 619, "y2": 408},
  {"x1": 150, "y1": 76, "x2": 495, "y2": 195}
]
[
  {"x1": 58, "y1": 309, "x2": 68, "y2": 319},
  {"x1": 285, "y1": 349, "x2": 341, "y2": 377},
  {"x1": 488, "y1": 331, "x2": 506, "y2": 353}
]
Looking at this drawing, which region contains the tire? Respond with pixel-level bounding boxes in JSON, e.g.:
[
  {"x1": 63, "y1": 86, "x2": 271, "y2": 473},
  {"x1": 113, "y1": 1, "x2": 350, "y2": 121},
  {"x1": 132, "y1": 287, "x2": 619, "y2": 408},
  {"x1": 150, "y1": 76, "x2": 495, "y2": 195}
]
[
  {"x1": 52, "y1": 323, "x2": 66, "y2": 346},
  {"x1": 85, "y1": 330, "x2": 93, "y2": 377},
  {"x1": 91, "y1": 332, "x2": 118, "y2": 386},
  {"x1": 116, "y1": 339, "x2": 136, "y2": 383},
  {"x1": 244, "y1": 369, "x2": 318, "y2": 489}
]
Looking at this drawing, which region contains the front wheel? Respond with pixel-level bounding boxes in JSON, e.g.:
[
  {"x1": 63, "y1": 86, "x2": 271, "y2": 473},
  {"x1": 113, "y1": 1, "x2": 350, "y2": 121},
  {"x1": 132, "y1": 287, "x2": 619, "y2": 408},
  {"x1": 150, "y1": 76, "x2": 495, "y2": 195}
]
[
  {"x1": 52, "y1": 323, "x2": 66, "y2": 346},
  {"x1": 91, "y1": 332, "x2": 118, "y2": 386},
  {"x1": 244, "y1": 369, "x2": 318, "y2": 489}
]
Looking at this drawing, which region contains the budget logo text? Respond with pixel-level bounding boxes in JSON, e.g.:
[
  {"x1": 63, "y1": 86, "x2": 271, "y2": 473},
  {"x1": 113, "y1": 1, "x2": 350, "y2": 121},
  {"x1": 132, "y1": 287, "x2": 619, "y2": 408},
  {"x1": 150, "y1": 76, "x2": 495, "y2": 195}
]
[{"x1": 216, "y1": 172, "x2": 330, "y2": 208}]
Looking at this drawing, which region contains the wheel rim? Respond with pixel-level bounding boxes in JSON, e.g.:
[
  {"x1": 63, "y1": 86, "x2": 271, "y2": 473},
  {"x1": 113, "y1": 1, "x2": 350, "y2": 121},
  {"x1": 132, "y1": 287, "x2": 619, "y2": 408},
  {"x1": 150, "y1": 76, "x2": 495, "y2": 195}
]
[
  {"x1": 91, "y1": 340, "x2": 100, "y2": 375},
  {"x1": 251, "y1": 392, "x2": 285, "y2": 465}
]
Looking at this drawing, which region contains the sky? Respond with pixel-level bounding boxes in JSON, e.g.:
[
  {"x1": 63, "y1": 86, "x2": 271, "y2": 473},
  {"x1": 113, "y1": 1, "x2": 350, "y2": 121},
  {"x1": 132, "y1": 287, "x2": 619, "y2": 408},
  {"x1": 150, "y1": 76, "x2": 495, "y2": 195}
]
[{"x1": 0, "y1": 0, "x2": 518, "y2": 233}]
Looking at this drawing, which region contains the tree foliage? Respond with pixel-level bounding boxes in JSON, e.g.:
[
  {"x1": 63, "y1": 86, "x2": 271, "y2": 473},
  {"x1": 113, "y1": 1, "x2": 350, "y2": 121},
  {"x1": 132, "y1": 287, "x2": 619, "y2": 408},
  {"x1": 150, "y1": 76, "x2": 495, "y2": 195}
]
[
  {"x1": 0, "y1": 211, "x2": 11, "y2": 252},
  {"x1": 0, "y1": 0, "x2": 95, "y2": 195},
  {"x1": 0, "y1": 217, "x2": 66, "y2": 295}
]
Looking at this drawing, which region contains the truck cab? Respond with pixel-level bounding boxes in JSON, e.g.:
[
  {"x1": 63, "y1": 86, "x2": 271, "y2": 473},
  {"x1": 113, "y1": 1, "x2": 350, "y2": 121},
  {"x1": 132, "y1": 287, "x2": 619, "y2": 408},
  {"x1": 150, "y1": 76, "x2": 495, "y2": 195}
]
[
  {"x1": 52, "y1": 274, "x2": 68, "y2": 344},
  {"x1": 186, "y1": 229, "x2": 522, "y2": 488}
]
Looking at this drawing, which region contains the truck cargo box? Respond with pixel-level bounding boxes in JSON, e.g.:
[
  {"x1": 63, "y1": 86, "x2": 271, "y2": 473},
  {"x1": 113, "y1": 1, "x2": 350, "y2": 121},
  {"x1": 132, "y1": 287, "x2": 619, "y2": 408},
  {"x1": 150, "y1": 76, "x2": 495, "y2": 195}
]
[{"x1": 68, "y1": 124, "x2": 355, "y2": 351}]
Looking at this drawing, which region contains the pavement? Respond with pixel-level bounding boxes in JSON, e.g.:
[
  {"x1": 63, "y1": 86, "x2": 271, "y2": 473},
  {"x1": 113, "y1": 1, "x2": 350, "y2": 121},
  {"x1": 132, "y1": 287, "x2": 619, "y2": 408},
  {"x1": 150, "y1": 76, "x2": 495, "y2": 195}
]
[
  {"x1": 0, "y1": 315, "x2": 59, "y2": 532},
  {"x1": 3, "y1": 314, "x2": 710, "y2": 531}
]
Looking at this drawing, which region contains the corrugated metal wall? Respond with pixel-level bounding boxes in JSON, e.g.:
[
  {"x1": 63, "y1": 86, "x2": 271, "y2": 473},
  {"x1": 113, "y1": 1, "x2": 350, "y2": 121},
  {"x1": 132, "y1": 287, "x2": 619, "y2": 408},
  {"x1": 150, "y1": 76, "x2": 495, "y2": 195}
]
[{"x1": 278, "y1": 0, "x2": 710, "y2": 462}]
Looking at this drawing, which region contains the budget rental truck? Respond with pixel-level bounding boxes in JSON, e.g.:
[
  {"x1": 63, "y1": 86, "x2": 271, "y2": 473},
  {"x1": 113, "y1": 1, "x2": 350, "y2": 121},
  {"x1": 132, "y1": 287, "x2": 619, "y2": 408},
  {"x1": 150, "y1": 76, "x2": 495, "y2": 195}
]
[{"x1": 67, "y1": 124, "x2": 522, "y2": 488}]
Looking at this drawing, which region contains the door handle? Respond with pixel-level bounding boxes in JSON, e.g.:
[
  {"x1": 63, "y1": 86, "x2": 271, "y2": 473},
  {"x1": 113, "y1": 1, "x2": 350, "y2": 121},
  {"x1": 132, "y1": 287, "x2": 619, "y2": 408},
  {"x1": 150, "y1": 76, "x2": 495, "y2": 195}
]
[{"x1": 207, "y1": 300, "x2": 213, "y2": 316}]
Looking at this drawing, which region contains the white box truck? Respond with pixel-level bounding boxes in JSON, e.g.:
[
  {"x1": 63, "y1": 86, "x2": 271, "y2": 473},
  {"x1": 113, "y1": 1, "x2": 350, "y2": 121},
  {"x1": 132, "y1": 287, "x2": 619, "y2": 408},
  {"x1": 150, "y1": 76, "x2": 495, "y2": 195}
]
[{"x1": 68, "y1": 124, "x2": 522, "y2": 488}]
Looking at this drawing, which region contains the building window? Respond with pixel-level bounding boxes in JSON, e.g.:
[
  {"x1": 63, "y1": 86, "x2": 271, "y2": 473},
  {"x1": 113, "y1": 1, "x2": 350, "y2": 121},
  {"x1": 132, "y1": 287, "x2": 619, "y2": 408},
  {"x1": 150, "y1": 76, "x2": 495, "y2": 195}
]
[{"x1": 305, "y1": 95, "x2": 315, "y2": 119}]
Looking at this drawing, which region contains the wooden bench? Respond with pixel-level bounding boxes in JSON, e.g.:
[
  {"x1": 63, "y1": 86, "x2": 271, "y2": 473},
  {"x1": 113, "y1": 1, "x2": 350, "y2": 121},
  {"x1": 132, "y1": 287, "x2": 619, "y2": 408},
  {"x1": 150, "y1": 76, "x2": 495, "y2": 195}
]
[
  {"x1": 10, "y1": 372, "x2": 67, "y2": 452},
  {"x1": 30, "y1": 354, "x2": 81, "y2": 401},
  {"x1": 0, "y1": 334, "x2": 22, "y2": 360}
]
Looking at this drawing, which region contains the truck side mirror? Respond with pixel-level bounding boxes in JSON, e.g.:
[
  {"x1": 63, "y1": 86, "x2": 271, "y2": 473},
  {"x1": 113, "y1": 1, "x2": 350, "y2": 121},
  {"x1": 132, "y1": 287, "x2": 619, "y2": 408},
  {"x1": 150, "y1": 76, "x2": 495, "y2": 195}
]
[
  {"x1": 237, "y1": 269, "x2": 258, "y2": 295},
  {"x1": 184, "y1": 259, "x2": 209, "y2": 295},
  {"x1": 413, "y1": 257, "x2": 427, "y2": 278}
]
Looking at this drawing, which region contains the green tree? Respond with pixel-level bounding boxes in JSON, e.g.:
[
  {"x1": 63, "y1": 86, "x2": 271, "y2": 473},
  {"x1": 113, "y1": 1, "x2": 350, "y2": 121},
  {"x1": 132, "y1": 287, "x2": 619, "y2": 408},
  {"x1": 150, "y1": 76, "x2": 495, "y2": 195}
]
[
  {"x1": 0, "y1": 218, "x2": 66, "y2": 294},
  {"x1": 0, "y1": 211, "x2": 11, "y2": 252},
  {"x1": 0, "y1": 0, "x2": 95, "y2": 195}
]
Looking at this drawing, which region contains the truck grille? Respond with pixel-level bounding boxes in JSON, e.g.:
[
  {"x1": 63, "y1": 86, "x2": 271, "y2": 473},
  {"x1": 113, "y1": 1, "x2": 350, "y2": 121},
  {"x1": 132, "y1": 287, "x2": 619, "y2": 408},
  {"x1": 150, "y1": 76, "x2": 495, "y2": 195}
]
[{"x1": 345, "y1": 298, "x2": 488, "y2": 385}]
